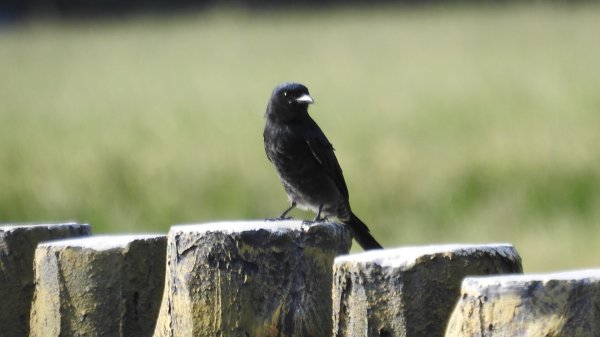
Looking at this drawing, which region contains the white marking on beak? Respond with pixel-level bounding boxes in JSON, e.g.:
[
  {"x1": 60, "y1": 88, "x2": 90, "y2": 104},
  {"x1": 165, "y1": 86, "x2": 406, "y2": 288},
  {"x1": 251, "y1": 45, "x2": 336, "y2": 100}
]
[{"x1": 295, "y1": 94, "x2": 314, "y2": 104}]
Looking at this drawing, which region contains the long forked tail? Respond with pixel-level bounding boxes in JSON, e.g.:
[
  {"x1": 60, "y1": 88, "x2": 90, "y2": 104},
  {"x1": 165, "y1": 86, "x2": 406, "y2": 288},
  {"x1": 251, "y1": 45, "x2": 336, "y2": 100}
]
[{"x1": 344, "y1": 212, "x2": 383, "y2": 250}]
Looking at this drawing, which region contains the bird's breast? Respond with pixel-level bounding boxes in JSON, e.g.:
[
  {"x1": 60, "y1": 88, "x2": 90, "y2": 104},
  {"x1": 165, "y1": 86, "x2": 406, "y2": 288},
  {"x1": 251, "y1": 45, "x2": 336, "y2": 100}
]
[{"x1": 265, "y1": 126, "x2": 316, "y2": 176}]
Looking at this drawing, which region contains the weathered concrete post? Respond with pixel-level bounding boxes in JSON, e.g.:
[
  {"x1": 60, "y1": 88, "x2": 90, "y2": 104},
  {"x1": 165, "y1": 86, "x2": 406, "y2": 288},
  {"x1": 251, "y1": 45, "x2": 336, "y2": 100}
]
[
  {"x1": 445, "y1": 269, "x2": 600, "y2": 337},
  {"x1": 153, "y1": 220, "x2": 352, "y2": 337},
  {"x1": 332, "y1": 244, "x2": 523, "y2": 337},
  {"x1": 0, "y1": 223, "x2": 91, "y2": 337},
  {"x1": 29, "y1": 234, "x2": 167, "y2": 337}
]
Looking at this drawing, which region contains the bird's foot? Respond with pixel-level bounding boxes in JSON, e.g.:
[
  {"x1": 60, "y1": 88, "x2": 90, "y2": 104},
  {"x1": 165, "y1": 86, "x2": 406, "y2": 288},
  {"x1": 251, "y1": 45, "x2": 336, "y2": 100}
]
[
  {"x1": 312, "y1": 204, "x2": 328, "y2": 223},
  {"x1": 314, "y1": 215, "x2": 328, "y2": 222},
  {"x1": 302, "y1": 216, "x2": 328, "y2": 226},
  {"x1": 265, "y1": 216, "x2": 294, "y2": 222}
]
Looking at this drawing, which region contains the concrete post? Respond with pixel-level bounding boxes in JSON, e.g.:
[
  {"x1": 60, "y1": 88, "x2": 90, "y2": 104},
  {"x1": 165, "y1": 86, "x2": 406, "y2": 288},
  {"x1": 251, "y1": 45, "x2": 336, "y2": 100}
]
[
  {"x1": 29, "y1": 234, "x2": 167, "y2": 337},
  {"x1": 153, "y1": 220, "x2": 352, "y2": 337},
  {"x1": 446, "y1": 269, "x2": 600, "y2": 337},
  {"x1": 0, "y1": 223, "x2": 91, "y2": 337},
  {"x1": 332, "y1": 244, "x2": 523, "y2": 337}
]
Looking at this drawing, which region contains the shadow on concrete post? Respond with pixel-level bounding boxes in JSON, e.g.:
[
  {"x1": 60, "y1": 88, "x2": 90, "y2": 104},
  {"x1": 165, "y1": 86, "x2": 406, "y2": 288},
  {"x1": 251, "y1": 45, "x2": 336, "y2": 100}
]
[
  {"x1": 0, "y1": 223, "x2": 91, "y2": 337},
  {"x1": 445, "y1": 269, "x2": 600, "y2": 337},
  {"x1": 332, "y1": 243, "x2": 523, "y2": 337},
  {"x1": 153, "y1": 220, "x2": 352, "y2": 337},
  {"x1": 29, "y1": 234, "x2": 167, "y2": 337}
]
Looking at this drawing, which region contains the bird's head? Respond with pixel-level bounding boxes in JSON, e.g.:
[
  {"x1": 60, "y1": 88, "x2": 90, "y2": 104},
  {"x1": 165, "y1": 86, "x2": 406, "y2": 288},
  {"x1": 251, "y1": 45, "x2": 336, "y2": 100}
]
[{"x1": 266, "y1": 82, "x2": 314, "y2": 121}]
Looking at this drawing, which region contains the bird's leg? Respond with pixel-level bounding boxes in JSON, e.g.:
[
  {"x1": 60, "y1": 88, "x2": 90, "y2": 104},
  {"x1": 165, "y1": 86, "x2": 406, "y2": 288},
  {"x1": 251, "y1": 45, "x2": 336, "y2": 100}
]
[
  {"x1": 302, "y1": 205, "x2": 327, "y2": 226},
  {"x1": 313, "y1": 204, "x2": 327, "y2": 222},
  {"x1": 277, "y1": 201, "x2": 297, "y2": 220}
]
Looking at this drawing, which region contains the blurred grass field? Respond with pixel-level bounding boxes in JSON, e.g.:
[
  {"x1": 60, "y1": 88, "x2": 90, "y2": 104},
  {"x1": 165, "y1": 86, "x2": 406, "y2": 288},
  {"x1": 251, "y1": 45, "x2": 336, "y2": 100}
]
[{"x1": 1, "y1": 4, "x2": 599, "y2": 271}]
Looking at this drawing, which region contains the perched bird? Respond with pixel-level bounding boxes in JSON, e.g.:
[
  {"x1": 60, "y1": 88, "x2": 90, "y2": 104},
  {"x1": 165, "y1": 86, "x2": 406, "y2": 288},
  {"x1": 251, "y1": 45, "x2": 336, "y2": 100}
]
[{"x1": 263, "y1": 82, "x2": 382, "y2": 250}]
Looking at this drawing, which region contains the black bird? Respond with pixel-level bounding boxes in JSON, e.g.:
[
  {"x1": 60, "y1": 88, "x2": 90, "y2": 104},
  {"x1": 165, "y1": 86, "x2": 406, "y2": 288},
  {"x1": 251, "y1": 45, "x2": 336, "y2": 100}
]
[{"x1": 263, "y1": 82, "x2": 382, "y2": 250}]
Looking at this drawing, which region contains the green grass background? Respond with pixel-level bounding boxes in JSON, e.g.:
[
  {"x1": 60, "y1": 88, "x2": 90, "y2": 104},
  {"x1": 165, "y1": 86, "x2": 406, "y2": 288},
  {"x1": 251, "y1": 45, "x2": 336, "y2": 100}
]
[{"x1": 1, "y1": 4, "x2": 599, "y2": 271}]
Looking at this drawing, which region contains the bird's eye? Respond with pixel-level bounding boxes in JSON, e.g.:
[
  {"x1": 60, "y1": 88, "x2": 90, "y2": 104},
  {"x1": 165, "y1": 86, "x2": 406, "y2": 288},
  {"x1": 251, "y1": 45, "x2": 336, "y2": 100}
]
[{"x1": 283, "y1": 92, "x2": 288, "y2": 97}]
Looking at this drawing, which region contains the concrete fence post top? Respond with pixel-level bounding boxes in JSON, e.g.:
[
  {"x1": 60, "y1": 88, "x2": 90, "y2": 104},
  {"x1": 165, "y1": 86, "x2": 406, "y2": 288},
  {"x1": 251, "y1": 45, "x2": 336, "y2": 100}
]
[
  {"x1": 0, "y1": 222, "x2": 90, "y2": 232},
  {"x1": 334, "y1": 243, "x2": 520, "y2": 269},
  {"x1": 462, "y1": 268, "x2": 600, "y2": 288},
  {"x1": 36, "y1": 234, "x2": 166, "y2": 250},
  {"x1": 170, "y1": 220, "x2": 344, "y2": 235}
]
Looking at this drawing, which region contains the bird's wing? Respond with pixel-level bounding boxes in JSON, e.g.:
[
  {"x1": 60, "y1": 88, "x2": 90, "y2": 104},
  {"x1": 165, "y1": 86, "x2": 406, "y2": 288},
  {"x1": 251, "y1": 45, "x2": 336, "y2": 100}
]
[
  {"x1": 304, "y1": 120, "x2": 350, "y2": 200},
  {"x1": 263, "y1": 123, "x2": 276, "y2": 163},
  {"x1": 264, "y1": 142, "x2": 273, "y2": 163}
]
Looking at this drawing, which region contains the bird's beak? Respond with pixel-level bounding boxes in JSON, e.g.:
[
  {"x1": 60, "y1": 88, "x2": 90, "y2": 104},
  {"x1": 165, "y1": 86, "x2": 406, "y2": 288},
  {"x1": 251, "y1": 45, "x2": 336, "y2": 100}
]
[{"x1": 295, "y1": 94, "x2": 314, "y2": 104}]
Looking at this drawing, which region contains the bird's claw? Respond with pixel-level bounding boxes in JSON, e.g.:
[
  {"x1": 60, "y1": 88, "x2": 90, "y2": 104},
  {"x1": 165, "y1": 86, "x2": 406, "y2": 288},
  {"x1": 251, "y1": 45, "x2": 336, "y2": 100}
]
[
  {"x1": 314, "y1": 216, "x2": 328, "y2": 223},
  {"x1": 302, "y1": 217, "x2": 328, "y2": 226},
  {"x1": 265, "y1": 216, "x2": 294, "y2": 222}
]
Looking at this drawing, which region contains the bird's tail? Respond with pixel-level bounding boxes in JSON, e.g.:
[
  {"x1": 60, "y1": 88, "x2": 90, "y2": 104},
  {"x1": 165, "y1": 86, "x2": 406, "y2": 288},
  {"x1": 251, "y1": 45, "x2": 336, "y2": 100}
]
[{"x1": 344, "y1": 212, "x2": 383, "y2": 250}]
